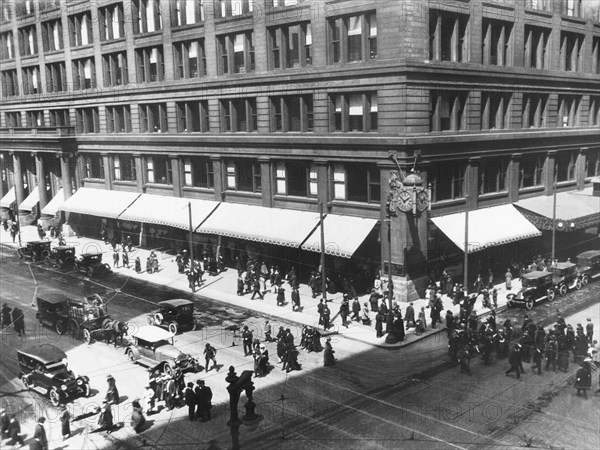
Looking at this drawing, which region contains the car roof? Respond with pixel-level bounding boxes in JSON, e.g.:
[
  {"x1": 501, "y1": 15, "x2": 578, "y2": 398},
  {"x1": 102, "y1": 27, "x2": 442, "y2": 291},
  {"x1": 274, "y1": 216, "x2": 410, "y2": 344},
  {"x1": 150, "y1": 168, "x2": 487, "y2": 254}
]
[
  {"x1": 37, "y1": 292, "x2": 67, "y2": 304},
  {"x1": 131, "y1": 325, "x2": 174, "y2": 342},
  {"x1": 55, "y1": 245, "x2": 75, "y2": 250},
  {"x1": 18, "y1": 344, "x2": 67, "y2": 363},
  {"x1": 159, "y1": 299, "x2": 193, "y2": 308},
  {"x1": 577, "y1": 250, "x2": 600, "y2": 259},
  {"x1": 552, "y1": 262, "x2": 576, "y2": 270},
  {"x1": 523, "y1": 271, "x2": 551, "y2": 279},
  {"x1": 27, "y1": 240, "x2": 50, "y2": 245}
]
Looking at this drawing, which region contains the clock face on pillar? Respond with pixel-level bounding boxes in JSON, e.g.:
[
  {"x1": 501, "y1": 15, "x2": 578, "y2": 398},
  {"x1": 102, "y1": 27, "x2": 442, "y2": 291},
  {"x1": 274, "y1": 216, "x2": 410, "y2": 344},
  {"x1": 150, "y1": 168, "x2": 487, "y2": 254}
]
[
  {"x1": 415, "y1": 189, "x2": 429, "y2": 213},
  {"x1": 396, "y1": 190, "x2": 413, "y2": 213}
]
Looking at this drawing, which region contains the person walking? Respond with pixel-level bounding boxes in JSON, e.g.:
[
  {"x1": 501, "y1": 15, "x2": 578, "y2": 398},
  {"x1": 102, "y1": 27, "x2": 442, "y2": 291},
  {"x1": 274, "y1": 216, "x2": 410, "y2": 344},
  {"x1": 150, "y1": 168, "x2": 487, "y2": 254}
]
[
  {"x1": 505, "y1": 268, "x2": 513, "y2": 290},
  {"x1": 1, "y1": 303, "x2": 12, "y2": 328},
  {"x1": 199, "y1": 380, "x2": 213, "y2": 421},
  {"x1": 322, "y1": 304, "x2": 331, "y2": 330},
  {"x1": 264, "y1": 320, "x2": 273, "y2": 342},
  {"x1": 276, "y1": 287, "x2": 286, "y2": 306},
  {"x1": 351, "y1": 298, "x2": 361, "y2": 322},
  {"x1": 113, "y1": 250, "x2": 119, "y2": 268},
  {"x1": 242, "y1": 326, "x2": 253, "y2": 356},
  {"x1": 122, "y1": 251, "x2": 130, "y2": 268},
  {"x1": 184, "y1": 382, "x2": 197, "y2": 421},
  {"x1": 586, "y1": 318, "x2": 594, "y2": 343},
  {"x1": 130, "y1": 398, "x2": 146, "y2": 433},
  {"x1": 60, "y1": 405, "x2": 71, "y2": 440},
  {"x1": 33, "y1": 417, "x2": 48, "y2": 450},
  {"x1": 12, "y1": 306, "x2": 25, "y2": 337},
  {"x1": 204, "y1": 343, "x2": 217, "y2": 372},
  {"x1": 375, "y1": 311, "x2": 384, "y2": 338},
  {"x1": 545, "y1": 336, "x2": 558, "y2": 373},
  {"x1": 532, "y1": 346, "x2": 543, "y2": 375},
  {"x1": 105, "y1": 374, "x2": 120, "y2": 405},
  {"x1": 361, "y1": 302, "x2": 371, "y2": 325},
  {"x1": 251, "y1": 278, "x2": 263, "y2": 300},
  {"x1": 506, "y1": 344, "x2": 524, "y2": 380},
  {"x1": 135, "y1": 256, "x2": 142, "y2": 273},
  {"x1": 339, "y1": 298, "x2": 350, "y2": 328},
  {"x1": 291, "y1": 287, "x2": 301, "y2": 311},
  {"x1": 7, "y1": 415, "x2": 24, "y2": 447},
  {"x1": 323, "y1": 338, "x2": 335, "y2": 366},
  {"x1": 404, "y1": 302, "x2": 415, "y2": 329}
]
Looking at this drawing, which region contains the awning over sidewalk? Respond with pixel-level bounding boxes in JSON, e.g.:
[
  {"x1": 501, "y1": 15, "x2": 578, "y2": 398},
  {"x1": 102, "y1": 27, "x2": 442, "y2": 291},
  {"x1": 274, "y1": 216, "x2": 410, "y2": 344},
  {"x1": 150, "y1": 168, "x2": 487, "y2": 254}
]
[
  {"x1": 19, "y1": 186, "x2": 40, "y2": 212},
  {"x1": 515, "y1": 187, "x2": 600, "y2": 230},
  {"x1": 0, "y1": 186, "x2": 16, "y2": 209},
  {"x1": 197, "y1": 203, "x2": 321, "y2": 248},
  {"x1": 60, "y1": 187, "x2": 140, "y2": 219},
  {"x1": 431, "y1": 204, "x2": 542, "y2": 254},
  {"x1": 301, "y1": 214, "x2": 379, "y2": 258},
  {"x1": 119, "y1": 193, "x2": 220, "y2": 230},
  {"x1": 41, "y1": 188, "x2": 65, "y2": 217}
]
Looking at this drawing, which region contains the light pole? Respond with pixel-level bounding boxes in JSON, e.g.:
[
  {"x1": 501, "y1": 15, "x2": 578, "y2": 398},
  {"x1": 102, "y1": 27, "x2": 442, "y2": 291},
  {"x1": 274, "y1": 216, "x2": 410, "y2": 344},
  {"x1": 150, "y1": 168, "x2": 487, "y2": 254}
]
[
  {"x1": 319, "y1": 202, "x2": 327, "y2": 301},
  {"x1": 188, "y1": 202, "x2": 194, "y2": 273},
  {"x1": 226, "y1": 366, "x2": 263, "y2": 450},
  {"x1": 463, "y1": 195, "x2": 469, "y2": 291},
  {"x1": 551, "y1": 179, "x2": 557, "y2": 263}
]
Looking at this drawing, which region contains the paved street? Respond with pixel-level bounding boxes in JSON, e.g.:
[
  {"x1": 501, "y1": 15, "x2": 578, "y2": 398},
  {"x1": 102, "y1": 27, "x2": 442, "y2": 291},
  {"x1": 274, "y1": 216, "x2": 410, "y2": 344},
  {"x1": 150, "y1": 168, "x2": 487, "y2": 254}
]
[{"x1": 1, "y1": 236, "x2": 599, "y2": 449}]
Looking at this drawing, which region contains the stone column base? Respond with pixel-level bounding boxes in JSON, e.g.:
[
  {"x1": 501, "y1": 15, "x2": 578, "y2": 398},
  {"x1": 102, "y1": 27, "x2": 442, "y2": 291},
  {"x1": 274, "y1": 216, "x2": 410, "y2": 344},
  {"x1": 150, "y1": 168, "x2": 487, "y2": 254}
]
[
  {"x1": 62, "y1": 222, "x2": 77, "y2": 237},
  {"x1": 391, "y1": 274, "x2": 428, "y2": 303}
]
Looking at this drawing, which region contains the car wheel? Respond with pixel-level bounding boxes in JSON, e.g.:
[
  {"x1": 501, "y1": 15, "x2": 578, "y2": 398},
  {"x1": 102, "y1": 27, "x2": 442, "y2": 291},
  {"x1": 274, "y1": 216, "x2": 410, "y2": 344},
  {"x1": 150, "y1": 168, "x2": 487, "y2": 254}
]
[
  {"x1": 163, "y1": 363, "x2": 174, "y2": 377},
  {"x1": 525, "y1": 297, "x2": 534, "y2": 310},
  {"x1": 70, "y1": 322, "x2": 81, "y2": 340},
  {"x1": 547, "y1": 289, "x2": 556, "y2": 302},
  {"x1": 575, "y1": 279, "x2": 582, "y2": 290},
  {"x1": 55, "y1": 321, "x2": 66, "y2": 335},
  {"x1": 127, "y1": 350, "x2": 136, "y2": 362},
  {"x1": 558, "y1": 284, "x2": 567, "y2": 296},
  {"x1": 168, "y1": 322, "x2": 178, "y2": 335},
  {"x1": 22, "y1": 376, "x2": 31, "y2": 390},
  {"x1": 72, "y1": 262, "x2": 79, "y2": 273},
  {"x1": 83, "y1": 328, "x2": 92, "y2": 344},
  {"x1": 32, "y1": 253, "x2": 38, "y2": 262},
  {"x1": 44, "y1": 256, "x2": 51, "y2": 265},
  {"x1": 147, "y1": 316, "x2": 155, "y2": 326},
  {"x1": 49, "y1": 387, "x2": 61, "y2": 407},
  {"x1": 87, "y1": 267, "x2": 94, "y2": 278},
  {"x1": 582, "y1": 275, "x2": 589, "y2": 287},
  {"x1": 82, "y1": 382, "x2": 91, "y2": 397}
]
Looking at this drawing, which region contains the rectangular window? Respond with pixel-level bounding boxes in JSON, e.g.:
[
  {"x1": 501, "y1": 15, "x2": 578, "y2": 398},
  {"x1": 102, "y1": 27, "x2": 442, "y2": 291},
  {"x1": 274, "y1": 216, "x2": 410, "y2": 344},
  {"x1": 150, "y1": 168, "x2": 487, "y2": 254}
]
[
  {"x1": 215, "y1": 0, "x2": 253, "y2": 19},
  {"x1": 589, "y1": 96, "x2": 600, "y2": 127},
  {"x1": 563, "y1": 0, "x2": 582, "y2": 18},
  {"x1": 68, "y1": 12, "x2": 93, "y2": 47},
  {"x1": 18, "y1": 25, "x2": 38, "y2": 57},
  {"x1": 1, "y1": 70, "x2": 19, "y2": 97},
  {"x1": 525, "y1": 0, "x2": 550, "y2": 12},
  {"x1": 72, "y1": 57, "x2": 96, "y2": 90},
  {"x1": 428, "y1": 162, "x2": 465, "y2": 202},
  {"x1": 45, "y1": 62, "x2": 67, "y2": 93},
  {"x1": 328, "y1": 12, "x2": 377, "y2": 64},
  {"x1": 555, "y1": 151, "x2": 576, "y2": 182},
  {"x1": 106, "y1": 105, "x2": 132, "y2": 133},
  {"x1": 133, "y1": 0, "x2": 162, "y2": 34},
  {"x1": 275, "y1": 161, "x2": 316, "y2": 197},
  {"x1": 479, "y1": 158, "x2": 507, "y2": 194},
  {"x1": 173, "y1": 0, "x2": 204, "y2": 26},
  {"x1": 268, "y1": 22, "x2": 312, "y2": 69},
  {"x1": 429, "y1": 91, "x2": 467, "y2": 132},
  {"x1": 103, "y1": 51, "x2": 128, "y2": 87},
  {"x1": 99, "y1": 3, "x2": 125, "y2": 41},
  {"x1": 41, "y1": 20, "x2": 63, "y2": 52},
  {"x1": 173, "y1": 39, "x2": 206, "y2": 79},
  {"x1": 270, "y1": 95, "x2": 313, "y2": 132},
  {"x1": 227, "y1": 159, "x2": 261, "y2": 192},
  {"x1": 345, "y1": 163, "x2": 380, "y2": 203},
  {"x1": 183, "y1": 156, "x2": 213, "y2": 188},
  {"x1": 429, "y1": 10, "x2": 469, "y2": 62},
  {"x1": 1, "y1": 3, "x2": 12, "y2": 22},
  {"x1": 586, "y1": 149, "x2": 600, "y2": 178},
  {"x1": 139, "y1": 103, "x2": 168, "y2": 133},
  {"x1": 26, "y1": 111, "x2": 45, "y2": 128},
  {"x1": 75, "y1": 107, "x2": 100, "y2": 133},
  {"x1": 215, "y1": 31, "x2": 256, "y2": 74},
  {"x1": 592, "y1": 37, "x2": 600, "y2": 75},
  {"x1": 176, "y1": 100, "x2": 209, "y2": 132},
  {"x1": 16, "y1": 0, "x2": 34, "y2": 17},
  {"x1": 114, "y1": 154, "x2": 136, "y2": 181},
  {"x1": 557, "y1": 95, "x2": 581, "y2": 127},
  {"x1": 524, "y1": 26, "x2": 550, "y2": 70},
  {"x1": 520, "y1": 154, "x2": 544, "y2": 188},
  {"x1": 220, "y1": 98, "x2": 257, "y2": 132},
  {"x1": 269, "y1": 0, "x2": 307, "y2": 7},
  {"x1": 560, "y1": 31, "x2": 584, "y2": 72},
  {"x1": 330, "y1": 92, "x2": 377, "y2": 132},
  {"x1": 0, "y1": 32, "x2": 13, "y2": 60},
  {"x1": 84, "y1": 153, "x2": 105, "y2": 179},
  {"x1": 49, "y1": 109, "x2": 70, "y2": 127},
  {"x1": 522, "y1": 94, "x2": 548, "y2": 128},
  {"x1": 333, "y1": 165, "x2": 346, "y2": 200},
  {"x1": 136, "y1": 46, "x2": 164, "y2": 82},
  {"x1": 5, "y1": 112, "x2": 22, "y2": 128},
  {"x1": 482, "y1": 19, "x2": 513, "y2": 66},
  {"x1": 22, "y1": 65, "x2": 41, "y2": 95},
  {"x1": 481, "y1": 92, "x2": 511, "y2": 130}
]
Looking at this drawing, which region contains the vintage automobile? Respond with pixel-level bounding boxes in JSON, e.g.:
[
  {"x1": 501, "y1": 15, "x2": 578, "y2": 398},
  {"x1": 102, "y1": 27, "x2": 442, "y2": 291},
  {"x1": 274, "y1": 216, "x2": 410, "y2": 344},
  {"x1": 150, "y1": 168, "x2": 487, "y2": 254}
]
[
  {"x1": 575, "y1": 250, "x2": 600, "y2": 286},
  {"x1": 125, "y1": 326, "x2": 201, "y2": 376},
  {"x1": 147, "y1": 299, "x2": 197, "y2": 334},
  {"x1": 35, "y1": 292, "x2": 111, "y2": 343},
  {"x1": 506, "y1": 271, "x2": 556, "y2": 310},
  {"x1": 17, "y1": 240, "x2": 51, "y2": 262},
  {"x1": 550, "y1": 261, "x2": 583, "y2": 295},
  {"x1": 17, "y1": 344, "x2": 91, "y2": 406},
  {"x1": 44, "y1": 245, "x2": 76, "y2": 269},
  {"x1": 72, "y1": 252, "x2": 112, "y2": 278}
]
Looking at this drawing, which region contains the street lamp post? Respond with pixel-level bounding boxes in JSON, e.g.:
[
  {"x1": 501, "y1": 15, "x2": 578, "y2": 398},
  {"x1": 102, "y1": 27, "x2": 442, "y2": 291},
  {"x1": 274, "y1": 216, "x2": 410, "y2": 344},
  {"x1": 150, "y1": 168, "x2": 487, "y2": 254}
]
[
  {"x1": 463, "y1": 195, "x2": 469, "y2": 291},
  {"x1": 188, "y1": 202, "x2": 194, "y2": 273},
  {"x1": 551, "y1": 179, "x2": 557, "y2": 263},
  {"x1": 226, "y1": 366, "x2": 263, "y2": 450},
  {"x1": 319, "y1": 202, "x2": 327, "y2": 301}
]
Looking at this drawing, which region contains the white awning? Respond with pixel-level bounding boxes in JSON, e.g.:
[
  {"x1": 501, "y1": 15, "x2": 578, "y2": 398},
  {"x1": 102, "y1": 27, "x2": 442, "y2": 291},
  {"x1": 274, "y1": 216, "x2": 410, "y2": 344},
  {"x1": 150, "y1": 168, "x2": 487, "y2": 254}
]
[
  {"x1": 119, "y1": 194, "x2": 220, "y2": 230},
  {"x1": 41, "y1": 188, "x2": 65, "y2": 217},
  {"x1": 515, "y1": 187, "x2": 600, "y2": 225},
  {"x1": 0, "y1": 186, "x2": 16, "y2": 209},
  {"x1": 301, "y1": 214, "x2": 378, "y2": 258},
  {"x1": 19, "y1": 187, "x2": 39, "y2": 212},
  {"x1": 60, "y1": 187, "x2": 140, "y2": 219},
  {"x1": 431, "y1": 204, "x2": 542, "y2": 254},
  {"x1": 197, "y1": 203, "x2": 321, "y2": 248}
]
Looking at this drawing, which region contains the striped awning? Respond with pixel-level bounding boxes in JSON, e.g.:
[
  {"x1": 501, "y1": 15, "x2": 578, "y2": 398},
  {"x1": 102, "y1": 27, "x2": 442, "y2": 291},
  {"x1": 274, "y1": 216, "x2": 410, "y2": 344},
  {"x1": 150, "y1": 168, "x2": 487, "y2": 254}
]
[
  {"x1": 19, "y1": 186, "x2": 39, "y2": 212},
  {"x1": 60, "y1": 187, "x2": 140, "y2": 219},
  {"x1": 41, "y1": 188, "x2": 65, "y2": 217},
  {"x1": 0, "y1": 186, "x2": 16, "y2": 209}
]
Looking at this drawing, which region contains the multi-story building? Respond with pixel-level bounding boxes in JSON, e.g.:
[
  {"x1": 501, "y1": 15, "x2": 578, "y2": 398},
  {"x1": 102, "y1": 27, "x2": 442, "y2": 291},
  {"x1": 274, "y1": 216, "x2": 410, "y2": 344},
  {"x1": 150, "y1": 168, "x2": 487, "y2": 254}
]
[{"x1": 1, "y1": 0, "x2": 599, "y2": 300}]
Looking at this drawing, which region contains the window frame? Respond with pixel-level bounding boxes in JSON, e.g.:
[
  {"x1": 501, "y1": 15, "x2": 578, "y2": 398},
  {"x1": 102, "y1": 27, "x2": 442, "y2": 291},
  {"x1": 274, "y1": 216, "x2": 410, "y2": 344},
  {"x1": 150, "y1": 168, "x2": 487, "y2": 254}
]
[{"x1": 328, "y1": 12, "x2": 377, "y2": 65}]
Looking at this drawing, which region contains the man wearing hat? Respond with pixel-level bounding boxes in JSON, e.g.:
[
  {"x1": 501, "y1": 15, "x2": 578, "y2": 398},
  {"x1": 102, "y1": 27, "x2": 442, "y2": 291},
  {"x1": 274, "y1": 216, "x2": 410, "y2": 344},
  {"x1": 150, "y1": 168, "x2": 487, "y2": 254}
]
[
  {"x1": 1, "y1": 303, "x2": 12, "y2": 328},
  {"x1": 505, "y1": 344, "x2": 524, "y2": 380},
  {"x1": 323, "y1": 338, "x2": 335, "y2": 367},
  {"x1": 183, "y1": 382, "x2": 196, "y2": 421},
  {"x1": 105, "y1": 374, "x2": 119, "y2": 405},
  {"x1": 586, "y1": 318, "x2": 594, "y2": 343},
  {"x1": 0, "y1": 408, "x2": 9, "y2": 438},
  {"x1": 32, "y1": 417, "x2": 48, "y2": 450},
  {"x1": 96, "y1": 400, "x2": 114, "y2": 433},
  {"x1": 60, "y1": 405, "x2": 71, "y2": 440},
  {"x1": 575, "y1": 358, "x2": 593, "y2": 398}
]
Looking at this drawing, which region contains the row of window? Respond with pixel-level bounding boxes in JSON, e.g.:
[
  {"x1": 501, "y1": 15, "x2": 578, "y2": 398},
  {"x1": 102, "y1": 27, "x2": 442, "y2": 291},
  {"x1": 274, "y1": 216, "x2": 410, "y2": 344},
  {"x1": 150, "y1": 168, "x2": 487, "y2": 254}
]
[
  {"x1": 78, "y1": 150, "x2": 600, "y2": 204},
  {"x1": 4, "y1": 91, "x2": 599, "y2": 134}
]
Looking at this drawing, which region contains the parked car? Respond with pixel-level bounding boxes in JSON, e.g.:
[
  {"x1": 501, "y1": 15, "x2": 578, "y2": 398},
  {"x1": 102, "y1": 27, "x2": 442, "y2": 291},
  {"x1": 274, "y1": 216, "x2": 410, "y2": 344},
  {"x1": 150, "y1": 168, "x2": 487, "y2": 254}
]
[
  {"x1": 73, "y1": 252, "x2": 112, "y2": 278},
  {"x1": 35, "y1": 292, "x2": 70, "y2": 335},
  {"x1": 44, "y1": 245, "x2": 76, "y2": 269},
  {"x1": 125, "y1": 326, "x2": 201, "y2": 376},
  {"x1": 506, "y1": 271, "x2": 556, "y2": 310},
  {"x1": 17, "y1": 344, "x2": 91, "y2": 406},
  {"x1": 17, "y1": 240, "x2": 51, "y2": 262},
  {"x1": 550, "y1": 261, "x2": 583, "y2": 295},
  {"x1": 147, "y1": 299, "x2": 197, "y2": 334},
  {"x1": 575, "y1": 250, "x2": 600, "y2": 286}
]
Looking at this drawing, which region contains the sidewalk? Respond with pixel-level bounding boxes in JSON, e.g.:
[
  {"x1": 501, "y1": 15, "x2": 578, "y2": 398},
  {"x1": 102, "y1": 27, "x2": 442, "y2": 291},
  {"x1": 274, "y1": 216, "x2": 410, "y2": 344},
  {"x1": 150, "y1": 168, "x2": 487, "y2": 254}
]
[{"x1": 0, "y1": 225, "x2": 522, "y2": 348}]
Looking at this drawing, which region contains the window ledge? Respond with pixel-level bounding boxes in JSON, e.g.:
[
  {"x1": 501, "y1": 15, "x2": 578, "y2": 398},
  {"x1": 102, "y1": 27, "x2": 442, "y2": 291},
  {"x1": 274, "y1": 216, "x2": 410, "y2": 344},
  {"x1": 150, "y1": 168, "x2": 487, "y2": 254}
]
[
  {"x1": 182, "y1": 186, "x2": 214, "y2": 193},
  {"x1": 478, "y1": 191, "x2": 508, "y2": 200},
  {"x1": 100, "y1": 37, "x2": 126, "y2": 46},
  {"x1": 274, "y1": 195, "x2": 318, "y2": 204},
  {"x1": 214, "y1": 13, "x2": 253, "y2": 25},
  {"x1": 330, "y1": 200, "x2": 380, "y2": 210},
  {"x1": 556, "y1": 180, "x2": 577, "y2": 188},
  {"x1": 561, "y1": 15, "x2": 587, "y2": 25},
  {"x1": 171, "y1": 22, "x2": 205, "y2": 32},
  {"x1": 82, "y1": 178, "x2": 105, "y2": 183},
  {"x1": 223, "y1": 190, "x2": 261, "y2": 198},
  {"x1": 144, "y1": 183, "x2": 173, "y2": 189},
  {"x1": 114, "y1": 180, "x2": 136, "y2": 185},
  {"x1": 134, "y1": 30, "x2": 163, "y2": 39},
  {"x1": 524, "y1": 8, "x2": 553, "y2": 18},
  {"x1": 519, "y1": 186, "x2": 544, "y2": 194}
]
